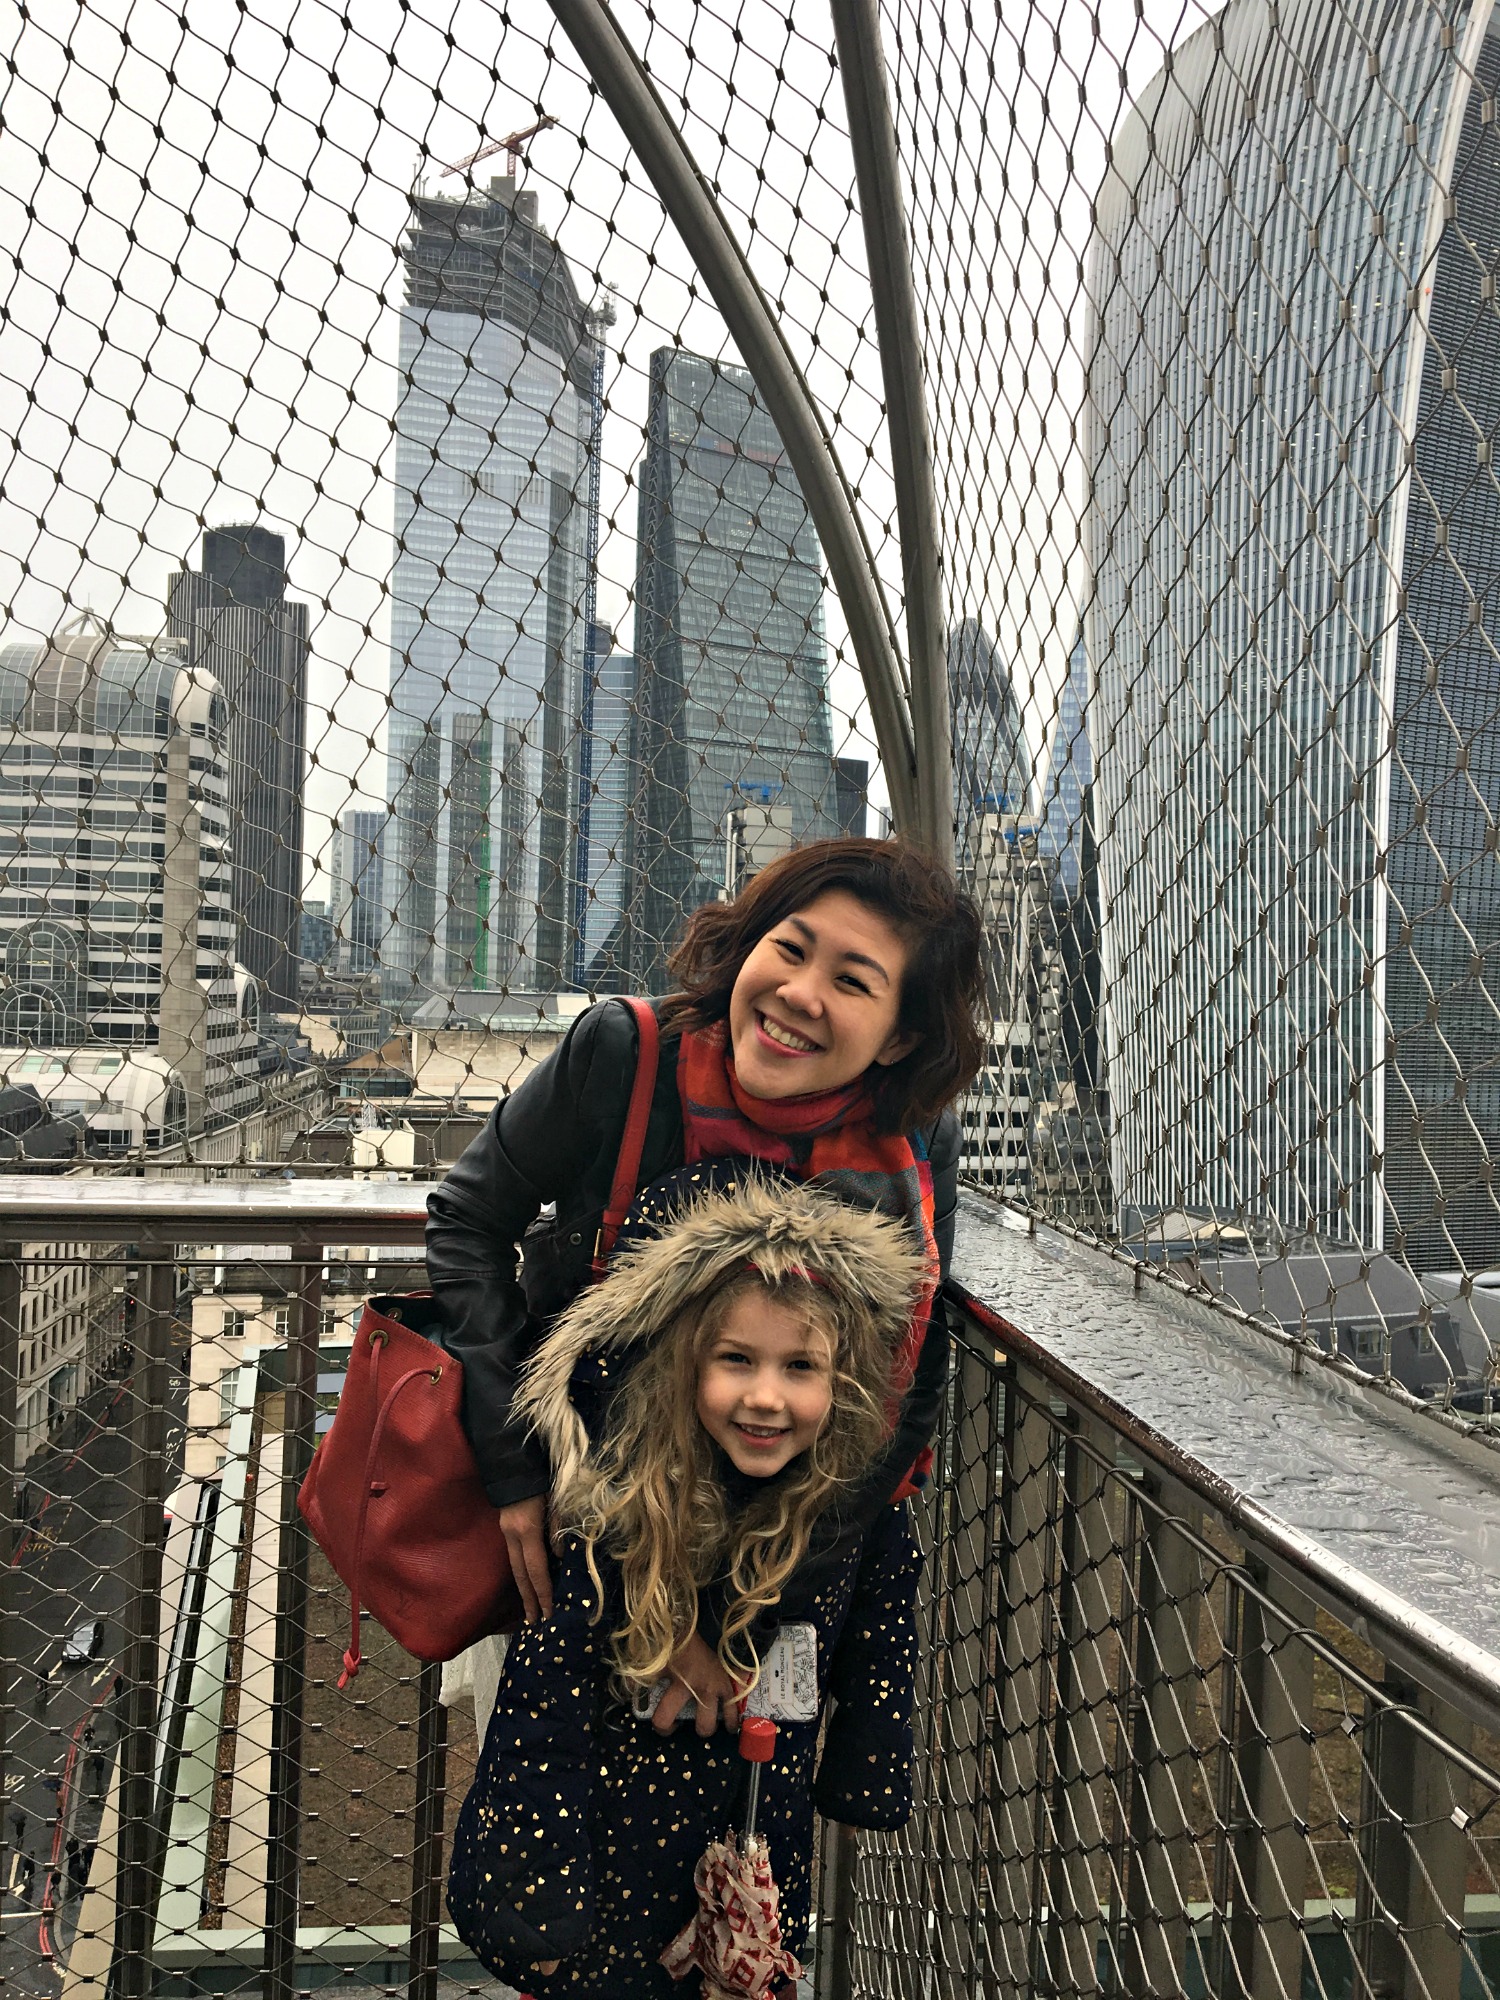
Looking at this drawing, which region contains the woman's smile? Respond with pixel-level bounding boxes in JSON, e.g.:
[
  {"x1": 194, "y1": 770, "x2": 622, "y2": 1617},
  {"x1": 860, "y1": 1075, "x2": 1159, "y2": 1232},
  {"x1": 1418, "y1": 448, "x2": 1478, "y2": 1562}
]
[{"x1": 754, "y1": 1011, "x2": 823, "y2": 1055}]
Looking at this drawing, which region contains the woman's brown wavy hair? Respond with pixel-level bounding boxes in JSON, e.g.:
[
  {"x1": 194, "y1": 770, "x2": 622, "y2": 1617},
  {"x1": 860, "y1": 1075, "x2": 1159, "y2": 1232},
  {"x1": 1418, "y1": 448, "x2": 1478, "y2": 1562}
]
[{"x1": 660, "y1": 836, "x2": 985, "y2": 1133}]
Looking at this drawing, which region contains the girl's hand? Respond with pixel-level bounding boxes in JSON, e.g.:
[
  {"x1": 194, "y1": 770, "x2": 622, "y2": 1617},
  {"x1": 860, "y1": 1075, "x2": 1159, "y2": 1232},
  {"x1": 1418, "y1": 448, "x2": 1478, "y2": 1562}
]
[
  {"x1": 532, "y1": 1962, "x2": 560, "y2": 1977},
  {"x1": 497, "y1": 1495, "x2": 553, "y2": 1622},
  {"x1": 653, "y1": 1631, "x2": 744, "y2": 1737}
]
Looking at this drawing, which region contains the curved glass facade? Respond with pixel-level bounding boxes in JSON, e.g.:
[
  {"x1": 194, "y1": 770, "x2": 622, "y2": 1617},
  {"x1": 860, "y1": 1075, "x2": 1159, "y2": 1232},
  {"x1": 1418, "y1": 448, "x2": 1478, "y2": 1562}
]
[{"x1": 1087, "y1": 0, "x2": 1499, "y2": 1264}]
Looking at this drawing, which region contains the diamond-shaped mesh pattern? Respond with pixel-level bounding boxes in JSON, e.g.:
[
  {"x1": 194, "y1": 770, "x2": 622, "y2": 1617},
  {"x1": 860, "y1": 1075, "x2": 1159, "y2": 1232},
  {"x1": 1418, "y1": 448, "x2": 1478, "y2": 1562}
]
[
  {"x1": 1, "y1": 1, "x2": 1495, "y2": 1367},
  {"x1": 2, "y1": 2, "x2": 1498, "y2": 1997},
  {"x1": 825, "y1": 1317, "x2": 1500, "y2": 2000}
]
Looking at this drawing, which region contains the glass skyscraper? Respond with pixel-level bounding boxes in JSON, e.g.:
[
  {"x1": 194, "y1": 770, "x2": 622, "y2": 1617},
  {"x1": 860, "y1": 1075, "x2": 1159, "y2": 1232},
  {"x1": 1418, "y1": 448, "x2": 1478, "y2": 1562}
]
[
  {"x1": 948, "y1": 618, "x2": 1031, "y2": 819},
  {"x1": 576, "y1": 641, "x2": 635, "y2": 987},
  {"x1": 384, "y1": 177, "x2": 600, "y2": 1000},
  {"x1": 1088, "y1": 0, "x2": 1500, "y2": 1266},
  {"x1": 330, "y1": 810, "x2": 385, "y2": 973},
  {"x1": 623, "y1": 350, "x2": 838, "y2": 988},
  {"x1": 1039, "y1": 631, "x2": 1092, "y2": 899},
  {"x1": 168, "y1": 525, "x2": 309, "y2": 1010}
]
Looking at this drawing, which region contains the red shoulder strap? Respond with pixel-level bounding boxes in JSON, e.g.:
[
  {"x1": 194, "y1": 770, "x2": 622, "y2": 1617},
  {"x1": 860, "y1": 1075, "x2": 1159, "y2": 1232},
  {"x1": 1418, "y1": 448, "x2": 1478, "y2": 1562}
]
[{"x1": 592, "y1": 996, "x2": 661, "y2": 1280}]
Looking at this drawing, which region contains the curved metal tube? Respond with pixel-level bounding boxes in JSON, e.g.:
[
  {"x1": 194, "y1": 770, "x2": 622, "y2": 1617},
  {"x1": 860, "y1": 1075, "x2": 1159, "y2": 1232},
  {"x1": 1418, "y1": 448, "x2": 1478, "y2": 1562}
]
[
  {"x1": 829, "y1": 0, "x2": 953, "y2": 867},
  {"x1": 545, "y1": 0, "x2": 920, "y2": 834}
]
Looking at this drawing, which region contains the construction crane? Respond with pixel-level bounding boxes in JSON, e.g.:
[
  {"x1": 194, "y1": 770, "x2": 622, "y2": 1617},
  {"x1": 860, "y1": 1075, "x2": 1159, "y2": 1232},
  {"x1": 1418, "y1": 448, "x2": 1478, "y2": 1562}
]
[{"x1": 442, "y1": 115, "x2": 558, "y2": 181}]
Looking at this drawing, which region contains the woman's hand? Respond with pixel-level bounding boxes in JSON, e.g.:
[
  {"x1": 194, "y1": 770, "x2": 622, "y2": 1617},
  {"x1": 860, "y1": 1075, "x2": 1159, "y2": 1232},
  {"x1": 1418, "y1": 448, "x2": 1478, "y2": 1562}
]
[
  {"x1": 652, "y1": 1631, "x2": 744, "y2": 1737},
  {"x1": 497, "y1": 1495, "x2": 553, "y2": 1623}
]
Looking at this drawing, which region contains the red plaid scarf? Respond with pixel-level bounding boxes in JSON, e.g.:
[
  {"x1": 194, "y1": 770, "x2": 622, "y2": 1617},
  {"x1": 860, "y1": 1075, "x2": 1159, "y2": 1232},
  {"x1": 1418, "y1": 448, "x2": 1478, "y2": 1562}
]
[{"x1": 676, "y1": 1021, "x2": 940, "y2": 1419}]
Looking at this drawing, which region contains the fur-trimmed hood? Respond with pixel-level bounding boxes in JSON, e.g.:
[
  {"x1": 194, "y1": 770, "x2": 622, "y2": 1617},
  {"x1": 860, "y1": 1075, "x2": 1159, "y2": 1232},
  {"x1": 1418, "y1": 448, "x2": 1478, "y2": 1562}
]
[{"x1": 516, "y1": 1173, "x2": 927, "y2": 1503}]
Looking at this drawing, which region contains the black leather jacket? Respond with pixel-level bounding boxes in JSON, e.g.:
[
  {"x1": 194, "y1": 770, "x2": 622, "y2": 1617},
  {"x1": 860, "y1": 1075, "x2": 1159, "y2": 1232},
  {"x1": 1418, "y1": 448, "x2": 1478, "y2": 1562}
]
[{"x1": 425, "y1": 996, "x2": 960, "y2": 1517}]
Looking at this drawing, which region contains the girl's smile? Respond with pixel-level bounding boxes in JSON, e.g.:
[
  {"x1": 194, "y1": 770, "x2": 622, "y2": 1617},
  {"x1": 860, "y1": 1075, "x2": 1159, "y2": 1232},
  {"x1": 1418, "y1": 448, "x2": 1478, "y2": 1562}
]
[
  {"x1": 728, "y1": 889, "x2": 918, "y2": 1101},
  {"x1": 696, "y1": 1291, "x2": 835, "y2": 1478}
]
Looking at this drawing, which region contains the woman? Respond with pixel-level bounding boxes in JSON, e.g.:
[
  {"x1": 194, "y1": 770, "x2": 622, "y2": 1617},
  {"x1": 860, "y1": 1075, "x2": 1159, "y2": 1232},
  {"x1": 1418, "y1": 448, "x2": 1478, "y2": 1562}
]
[{"x1": 426, "y1": 836, "x2": 984, "y2": 1723}]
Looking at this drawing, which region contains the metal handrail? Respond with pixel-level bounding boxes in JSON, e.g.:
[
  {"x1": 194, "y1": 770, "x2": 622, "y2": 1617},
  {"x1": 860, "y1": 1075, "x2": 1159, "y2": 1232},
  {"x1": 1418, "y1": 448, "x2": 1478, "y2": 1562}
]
[
  {"x1": 955, "y1": 1281, "x2": 1500, "y2": 1733},
  {"x1": 0, "y1": 1177, "x2": 430, "y2": 1245},
  {"x1": 4, "y1": 1181, "x2": 1497, "y2": 2000}
]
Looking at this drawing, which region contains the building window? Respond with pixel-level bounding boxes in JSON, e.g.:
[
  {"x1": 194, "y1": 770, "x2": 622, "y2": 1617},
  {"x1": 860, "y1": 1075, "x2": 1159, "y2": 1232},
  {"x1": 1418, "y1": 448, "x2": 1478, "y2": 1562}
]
[
  {"x1": 0, "y1": 920, "x2": 83, "y2": 1046},
  {"x1": 218, "y1": 1367, "x2": 240, "y2": 1425},
  {"x1": 221, "y1": 1309, "x2": 247, "y2": 1343},
  {"x1": 274, "y1": 1307, "x2": 291, "y2": 1341}
]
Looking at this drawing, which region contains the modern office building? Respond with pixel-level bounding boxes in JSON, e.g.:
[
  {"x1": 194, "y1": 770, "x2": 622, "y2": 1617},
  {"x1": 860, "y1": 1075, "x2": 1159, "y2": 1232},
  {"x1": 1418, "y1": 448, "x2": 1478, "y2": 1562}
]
[
  {"x1": 0, "y1": 618, "x2": 258, "y2": 1131},
  {"x1": 833, "y1": 757, "x2": 870, "y2": 839},
  {"x1": 168, "y1": 524, "x2": 309, "y2": 1010},
  {"x1": 383, "y1": 176, "x2": 602, "y2": 1001},
  {"x1": 575, "y1": 639, "x2": 635, "y2": 987},
  {"x1": 1035, "y1": 625, "x2": 1105, "y2": 1115},
  {"x1": 329, "y1": 810, "x2": 385, "y2": 973},
  {"x1": 1087, "y1": 0, "x2": 1500, "y2": 1268},
  {"x1": 958, "y1": 813, "x2": 1059, "y2": 1194},
  {"x1": 623, "y1": 349, "x2": 838, "y2": 988},
  {"x1": 948, "y1": 619, "x2": 1031, "y2": 817},
  {"x1": 1039, "y1": 631, "x2": 1092, "y2": 898}
]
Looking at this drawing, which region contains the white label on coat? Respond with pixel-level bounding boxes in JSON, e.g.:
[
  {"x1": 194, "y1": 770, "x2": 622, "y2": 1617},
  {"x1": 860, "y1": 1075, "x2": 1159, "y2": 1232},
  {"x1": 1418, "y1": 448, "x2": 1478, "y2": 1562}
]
[
  {"x1": 745, "y1": 1624, "x2": 818, "y2": 1721},
  {"x1": 631, "y1": 1623, "x2": 819, "y2": 1725}
]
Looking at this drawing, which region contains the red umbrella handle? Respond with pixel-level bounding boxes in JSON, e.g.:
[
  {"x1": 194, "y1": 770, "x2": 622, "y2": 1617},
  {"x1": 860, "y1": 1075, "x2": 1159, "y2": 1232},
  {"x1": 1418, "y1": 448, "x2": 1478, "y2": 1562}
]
[{"x1": 740, "y1": 1716, "x2": 776, "y2": 1842}]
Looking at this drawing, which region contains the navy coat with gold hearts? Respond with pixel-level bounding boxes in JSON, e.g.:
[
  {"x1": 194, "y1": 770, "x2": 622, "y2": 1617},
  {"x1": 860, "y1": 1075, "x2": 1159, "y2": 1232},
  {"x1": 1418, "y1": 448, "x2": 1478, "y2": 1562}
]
[{"x1": 446, "y1": 1175, "x2": 926, "y2": 2000}]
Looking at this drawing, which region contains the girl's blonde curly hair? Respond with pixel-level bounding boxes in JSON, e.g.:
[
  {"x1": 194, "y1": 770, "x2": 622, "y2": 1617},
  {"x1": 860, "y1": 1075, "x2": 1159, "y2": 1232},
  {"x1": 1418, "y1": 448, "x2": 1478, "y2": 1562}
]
[{"x1": 554, "y1": 1266, "x2": 896, "y2": 1696}]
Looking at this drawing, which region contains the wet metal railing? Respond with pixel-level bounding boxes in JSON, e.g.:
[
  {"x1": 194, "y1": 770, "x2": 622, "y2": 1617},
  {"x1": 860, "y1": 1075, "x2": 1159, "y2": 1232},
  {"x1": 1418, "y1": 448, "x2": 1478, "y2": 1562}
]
[
  {"x1": 2, "y1": 1182, "x2": 1497, "y2": 2000},
  {"x1": 822, "y1": 1197, "x2": 1500, "y2": 2000}
]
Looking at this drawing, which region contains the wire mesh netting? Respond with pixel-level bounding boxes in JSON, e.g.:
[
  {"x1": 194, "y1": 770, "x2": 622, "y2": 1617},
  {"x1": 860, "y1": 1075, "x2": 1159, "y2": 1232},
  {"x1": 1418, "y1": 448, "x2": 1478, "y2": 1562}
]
[
  {"x1": 835, "y1": 1317, "x2": 1500, "y2": 2000},
  {"x1": 2, "y1": 0, "x2": 1497, "y2": 1379},
  {"x1": 6, "y1": 1231, "x2": 1497, "y2": 2000}
]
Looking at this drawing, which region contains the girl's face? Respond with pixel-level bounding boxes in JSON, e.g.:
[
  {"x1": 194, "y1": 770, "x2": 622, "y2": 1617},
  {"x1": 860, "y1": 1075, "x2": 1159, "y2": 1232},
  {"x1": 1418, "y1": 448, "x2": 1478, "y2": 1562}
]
[
  {"x1": 728, "y1": 889, "x2": 918, "y2": 1101},
  {"x1": 696, "y1": 1290, "x2": 835, "y2": 1478}
]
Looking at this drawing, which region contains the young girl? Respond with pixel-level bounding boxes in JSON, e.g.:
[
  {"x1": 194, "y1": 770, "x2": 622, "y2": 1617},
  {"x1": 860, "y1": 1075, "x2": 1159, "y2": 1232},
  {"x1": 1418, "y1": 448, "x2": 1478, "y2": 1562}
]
[
  {"x1": 446, "y1": 1175, "x2": 927, "y2": 1999},
  {"x1": 427, "y1": 837, "x2": 984, "y2": 1702}
]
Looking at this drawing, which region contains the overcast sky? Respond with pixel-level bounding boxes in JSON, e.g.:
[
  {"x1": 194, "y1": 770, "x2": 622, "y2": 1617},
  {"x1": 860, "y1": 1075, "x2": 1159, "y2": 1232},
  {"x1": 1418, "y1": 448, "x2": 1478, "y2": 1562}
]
[{"x1": 0, "y1": 0, "x2": 1216, "y2": 890}]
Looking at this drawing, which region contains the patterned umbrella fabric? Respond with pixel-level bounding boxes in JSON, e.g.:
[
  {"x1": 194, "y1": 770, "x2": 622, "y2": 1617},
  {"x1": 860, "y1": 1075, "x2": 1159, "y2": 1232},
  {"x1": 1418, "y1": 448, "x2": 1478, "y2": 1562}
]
[{"x1": 659, "y1": 1718, "x2": 803, "y2": 2000}]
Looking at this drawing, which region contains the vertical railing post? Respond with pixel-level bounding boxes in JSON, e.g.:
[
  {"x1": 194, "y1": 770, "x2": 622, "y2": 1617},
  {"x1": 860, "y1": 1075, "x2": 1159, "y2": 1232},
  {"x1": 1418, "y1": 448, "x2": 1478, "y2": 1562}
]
[
  {"x1": 0, "y1": 1239, "x2": 23, "y2": 1900},
  {"x1": 1402, "y1": 1687, "x2": 1475, "y2": 2000},
  {"x1": 407, "y1": 1656, "x2": 448, "y2": 2000},
  {"x1": 991, "y1": 1368, "x2": 1055, "y2": 2000},
  {"x1": 891, "y1": 1444, "x2": 947, "y2": 1994},
  {"x1": 1224, "y1": 1566, "x2": 1315, "y2": 2000},
  {"x1": 1122, "y1": 1499, "x2": 1202, "y2": 2000},
  {"x1": 262, "y1": 1239, "x2": 323, "y2": 2000},
  {"x1": 829, "y1": 0, "x2": 953, "y2": 863},
  {"x1": 932, "y1": 1340, "x2": 1001, "y2": 1998},
  {"x1": 110, "y1": 1251, "x2": 178, "y2": 1999},
  {"x1": 1355, "y1": 1674, "x2": 1473, "y2": 2000},
  {"x1": 1043, "y1": 1418, "x2": 1117, "y2": 1999},
  {"x1": 814, "y1": 1822, "x2": 859, "y2": 2000}
]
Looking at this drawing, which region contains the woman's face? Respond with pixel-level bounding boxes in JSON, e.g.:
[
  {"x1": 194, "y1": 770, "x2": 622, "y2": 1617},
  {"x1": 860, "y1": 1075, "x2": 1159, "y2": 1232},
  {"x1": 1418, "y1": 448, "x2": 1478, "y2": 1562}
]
[{"x1": 728, "y1": 889, "x2": 918, "y2": 1101}]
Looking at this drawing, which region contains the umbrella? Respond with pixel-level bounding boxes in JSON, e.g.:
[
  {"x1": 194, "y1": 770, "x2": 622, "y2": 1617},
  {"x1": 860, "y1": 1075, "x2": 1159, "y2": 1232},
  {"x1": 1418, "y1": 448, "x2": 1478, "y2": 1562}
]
[{"x1": 659, "y1": 1716, "x2": 804, "y2": 2000}]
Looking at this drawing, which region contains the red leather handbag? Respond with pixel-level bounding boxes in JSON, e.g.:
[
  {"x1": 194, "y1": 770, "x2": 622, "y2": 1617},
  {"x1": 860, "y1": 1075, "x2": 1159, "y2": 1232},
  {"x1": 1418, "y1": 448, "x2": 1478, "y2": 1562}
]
[{"x1": 298, "y1": 998, "x2": 661, "y2": 1684}]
